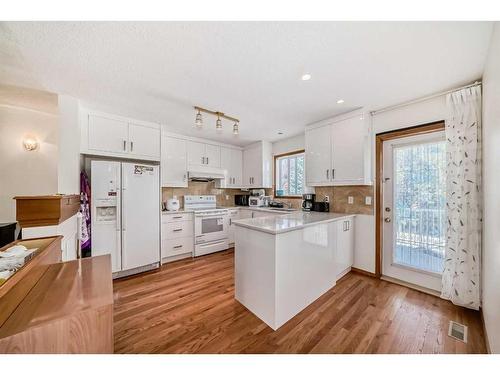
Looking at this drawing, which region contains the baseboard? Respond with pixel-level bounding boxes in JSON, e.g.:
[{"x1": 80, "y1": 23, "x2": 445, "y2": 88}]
[
  {"x1": 480, "y1": 308, "x2": 492, "y2": 354},
  {"x1": 380, "y1": 275, "x2": 441, "y2": 297},
  {"x1": 161, "y1": 252, "x2": 192, "y2": 264},
  {"x1": 351, "y1": 267, "x2": 378, "y2": 278}
]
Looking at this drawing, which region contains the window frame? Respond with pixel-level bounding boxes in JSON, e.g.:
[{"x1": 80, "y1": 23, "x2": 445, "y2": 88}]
[{"x1": 273, "y1": 149, "x2": 305, "y2": 199}]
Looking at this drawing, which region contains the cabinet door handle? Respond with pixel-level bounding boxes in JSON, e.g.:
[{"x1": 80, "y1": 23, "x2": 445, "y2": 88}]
[
  {"x1": 123, "y1": 140, "x2": 127, "y2": 151},
  {"x1": 206, "y1": 157, "x2": 209, "y2": 164},
  {"x1": 173, "y1": 245, "x2": 183, "y2": 249},
  {"x1": 131, "y1": 141, "x2": 134, "y2": 152},
  {"x1": 173, "y1": 216, "x2": 183, "y2": 219},
  {"x1": 201, "y1": 156, "x2": 204, "y2": 164},
  {"x1": 332, "y1": 169, "x2": 335, "y2": 180},
  {"x1": 173, "y1": 228, "x2": 183, "y2": 232},
  {"x1": 326, "y1": 169, "x2": 329, "y2": 180}
]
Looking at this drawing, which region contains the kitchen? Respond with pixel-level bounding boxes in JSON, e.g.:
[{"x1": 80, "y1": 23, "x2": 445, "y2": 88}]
[{"x1": 1, "y1": 17, "x2": 500, "y2": 365}]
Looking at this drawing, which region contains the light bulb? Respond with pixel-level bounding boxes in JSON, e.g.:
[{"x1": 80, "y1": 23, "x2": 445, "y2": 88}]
[
  {"x1": 216, "y1": 117, "x2": 222, "y2": 133},
  {"x1": 23, "y1": 137, "x2": 38, "y2": 151},
  {"x1": 195, "y1": 110, "x2": 203, "y2": 129}
]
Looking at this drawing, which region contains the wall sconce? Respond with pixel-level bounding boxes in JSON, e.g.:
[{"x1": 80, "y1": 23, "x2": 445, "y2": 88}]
[{"x1": 23, "y1": 137, "x2": 39, "y2": 151}]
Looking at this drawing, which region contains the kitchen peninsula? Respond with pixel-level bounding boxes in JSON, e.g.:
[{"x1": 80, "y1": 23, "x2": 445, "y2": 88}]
[{"x1": 233, "y1": 211, "x2": 355, "y2": 330}]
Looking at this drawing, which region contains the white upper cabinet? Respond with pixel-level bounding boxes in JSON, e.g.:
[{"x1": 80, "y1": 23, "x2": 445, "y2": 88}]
[
  {"x1": 88, "y1": 114, "x2": 129, "y2": 155},
  {"x1": 128, "y1": 123, "x2": 161, "y2": 159},
  {"x1": 305, "y1": 111, "x2": 372, "y2": 186},
  {"x1": 187, "y1": 141, "x2": 221, "y2": 168},
  {"x1": 187, "y1": 141, "x2": 206, "y2": 166},
  {"x1": 161, "y1": 136, "x2": 187, "y2": 187},
  {"x1": 331, "y1": 115, "x2": 368, "y2": 185},
  {"x1": 82, "y1": 111, "x2": 161, "y2": 161},
  {"x1": 218, "y1": 147, "x2": 243, "y2": 188},
  {"x1": 205, "y1": 144, "x2": 221, "y2": 168},
  {"x1": 243, "y1": 141, "x2": 272, "y2": 188},
  {"x1": 305, "y1": 124, "x2": 332, "y2": 185}
]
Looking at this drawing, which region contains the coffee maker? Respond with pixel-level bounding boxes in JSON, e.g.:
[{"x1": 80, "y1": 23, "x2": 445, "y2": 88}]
[{"x1": 302, "y1": 193, "x2": 315, "y2": 211}]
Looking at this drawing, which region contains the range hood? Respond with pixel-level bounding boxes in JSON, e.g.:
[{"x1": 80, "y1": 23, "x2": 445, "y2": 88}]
[{"x1": 188, "y1": 166, "x2": 226, "y2": 182}]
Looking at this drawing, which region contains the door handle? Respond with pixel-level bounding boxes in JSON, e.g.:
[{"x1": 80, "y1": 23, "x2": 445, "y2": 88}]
[
  {"x1": 332, "y1": 169, "x2": 335, "y2": 180},
  {"x1": 173, "y1": 245, "x2": 183, "y2": 249},
  {"x1": 384, "y1": 218, "x2": 391, "y2": 223},
  {"x1": 206, "y1": 157, "x2": 208, "y2": 164},
  {"x1": 131, "y1": 141, "x2": 134, "y2": 152},
  {"x1": 173, "y1": 228, "x2": 183, "y2": 232},
  {"x1": 326, "y1": 169, "x2": 329, "y2": 180},
  {"x1": 123, "y1": 140, "x2": 126, "y2": 151}
]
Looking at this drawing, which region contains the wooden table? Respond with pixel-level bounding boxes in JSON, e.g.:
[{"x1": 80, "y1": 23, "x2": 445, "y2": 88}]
[{"x1": 0, "y1": 237, "x2": 113, "y2": 353}]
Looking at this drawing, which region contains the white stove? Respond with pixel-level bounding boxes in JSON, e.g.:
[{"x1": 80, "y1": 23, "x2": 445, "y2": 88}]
[{"x1": 184, "y1": 195, "x2": 229, "y2": 257}]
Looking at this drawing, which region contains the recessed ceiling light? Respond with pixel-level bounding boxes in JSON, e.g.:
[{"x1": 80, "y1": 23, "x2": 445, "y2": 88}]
[
  {"x1": 337, "y1": 99, "x2": 345, "y2": 104},
  {"x1": 301, "y1": 74, "x2": 311, "y2": 81}
]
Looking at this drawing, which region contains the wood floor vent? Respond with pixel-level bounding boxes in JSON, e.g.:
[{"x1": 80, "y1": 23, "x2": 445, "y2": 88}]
[{"x1": 448, "y1": 321, "x2": 468, "y2": 343}]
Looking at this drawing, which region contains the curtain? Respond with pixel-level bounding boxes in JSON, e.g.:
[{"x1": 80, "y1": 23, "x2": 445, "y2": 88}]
[{"x1": 441, "y1": 85, "x2": 482, "y2": 310}]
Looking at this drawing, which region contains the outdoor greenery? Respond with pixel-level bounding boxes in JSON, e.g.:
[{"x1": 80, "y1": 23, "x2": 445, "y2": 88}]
[{"x1": 276, "y1": 152, "x2": 305, "y2": 196}]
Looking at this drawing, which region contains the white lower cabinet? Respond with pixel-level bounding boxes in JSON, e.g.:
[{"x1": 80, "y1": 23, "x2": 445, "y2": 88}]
[
  {"x1": 239, "y1": 209, "x2": 253, "y2": 219},
  {"x1": 228, "y1": 209, "x2": 240, "y2": 245},
  {"x1": 335, "y1": 217, "x2": 354, "y2": 278},
  {"x1": 162, "y1": 237, "x2": 194, "y2": 258},
  {"x1": 161, "y1": 213, "x2": 194, "y2": 261}
]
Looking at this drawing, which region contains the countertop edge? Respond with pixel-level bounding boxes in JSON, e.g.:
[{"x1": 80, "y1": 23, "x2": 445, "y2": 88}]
[{"x1": 233, "y1": 213, "x2": 356, "y2": 235}]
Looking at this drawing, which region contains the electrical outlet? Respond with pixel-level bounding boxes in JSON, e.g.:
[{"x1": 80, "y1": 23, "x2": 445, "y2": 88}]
[
  {"x1": 324, "y1": 195, "x2": 330, "y2": 203},
  {"x1": 348, "y1": 196, "x2": 354, "y2": 204},
  {"x1": 365, "y1": 196, "x2": 372, "y2": 205}
]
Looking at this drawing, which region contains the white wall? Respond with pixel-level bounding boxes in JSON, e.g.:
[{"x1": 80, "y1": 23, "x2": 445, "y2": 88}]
[
  {"x1": 0, "y1": 85, "x2": 59, "y2": 222},
  {"x1": 272, "y1": 133, "x2": 305, "y2": 155},
  {"x1": 482, "y1": 22, "x2": 500, "y2": 354},
  {"x1": 368, "y1": 92, "x2": 448, "y2": 275},
  {"x1": 57, "y1": 95, "x2": 81, "y2": 194}
]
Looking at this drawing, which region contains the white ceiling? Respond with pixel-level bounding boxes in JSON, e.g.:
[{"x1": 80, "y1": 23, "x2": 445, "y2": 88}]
[{"x1": 0, "y1": 22, "x2": 493, "y2": 146}]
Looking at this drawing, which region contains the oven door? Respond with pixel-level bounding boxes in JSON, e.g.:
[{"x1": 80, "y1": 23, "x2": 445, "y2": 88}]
[{"x1": 195, "y1": 214, "x2": 228, "y2": 244}]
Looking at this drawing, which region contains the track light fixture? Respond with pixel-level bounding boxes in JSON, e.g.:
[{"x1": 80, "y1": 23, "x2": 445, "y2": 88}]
[{"x1": 194, "y1": 106, "x2": 240, "y2": 135}]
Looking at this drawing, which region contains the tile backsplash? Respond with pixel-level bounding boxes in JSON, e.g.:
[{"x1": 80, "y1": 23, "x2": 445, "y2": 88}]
[
  {"x1": 162, "y1": 181, "x2": 246, "y2": 208},
  {"x1": 162, "y1": 182, "x2": 373, "y2": 214},
  {"x1": 315, "y1": 185, "x2": 374, "y2": 215}
]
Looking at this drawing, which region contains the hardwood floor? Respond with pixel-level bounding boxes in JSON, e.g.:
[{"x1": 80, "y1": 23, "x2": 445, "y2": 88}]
[{"x1": 113, "y1": 249, "x2": 487, "y2": 354}]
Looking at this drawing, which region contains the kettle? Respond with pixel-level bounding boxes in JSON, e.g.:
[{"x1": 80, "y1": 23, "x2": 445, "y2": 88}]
[{"x1": 166, "y1": 196, "x2": 180, "y2": 211}]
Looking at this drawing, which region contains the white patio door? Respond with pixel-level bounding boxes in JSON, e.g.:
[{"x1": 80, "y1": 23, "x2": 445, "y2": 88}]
[{"x1": 382, "y1": 131, "x2": 446, "y2": 291}]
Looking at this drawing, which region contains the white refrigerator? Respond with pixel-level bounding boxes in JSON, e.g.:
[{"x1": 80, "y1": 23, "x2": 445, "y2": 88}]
[{"x1": 91, "y1": 160, "x2": 160, "y2": 275}]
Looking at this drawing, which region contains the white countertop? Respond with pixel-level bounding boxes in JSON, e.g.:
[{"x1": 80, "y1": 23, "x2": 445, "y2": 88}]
[{"x1": 233, "y1": 211, "x2": 355, "y2": 234}]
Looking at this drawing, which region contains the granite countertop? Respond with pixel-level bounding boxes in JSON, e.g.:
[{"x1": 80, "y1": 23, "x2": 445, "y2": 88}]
[{"x1": 232, "y1": 211, "x2": 356, "y2": 235}]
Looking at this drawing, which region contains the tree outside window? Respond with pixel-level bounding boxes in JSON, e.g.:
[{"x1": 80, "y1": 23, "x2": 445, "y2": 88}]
[{"x1": 274, "y1": 150, "x2": 305, "y2": 198}]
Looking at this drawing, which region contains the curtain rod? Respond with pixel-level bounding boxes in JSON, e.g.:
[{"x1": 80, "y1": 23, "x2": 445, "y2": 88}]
[{"x1": 370, "y1": 81, "x2": 482, "y2": 116}]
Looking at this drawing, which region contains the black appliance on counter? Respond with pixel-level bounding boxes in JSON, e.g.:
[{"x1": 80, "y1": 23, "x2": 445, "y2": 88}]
[
  {"x1": 234, "y1": 194, "x2": 250, "y2": 206},
  {"x1": 312, "y1": 201, "x2": 330, "y2": 212},
  {"x1": 302, "y1": 193, "x2": 316, "y2": 211}
]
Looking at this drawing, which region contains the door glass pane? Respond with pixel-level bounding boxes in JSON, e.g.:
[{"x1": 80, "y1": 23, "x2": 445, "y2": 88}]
[
  {"x1": 202, "y1": 217, "x2": 223, "y2": 234},
  {"x1": 393, "y1": 140, "x2": 446, "y2": 274}
]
